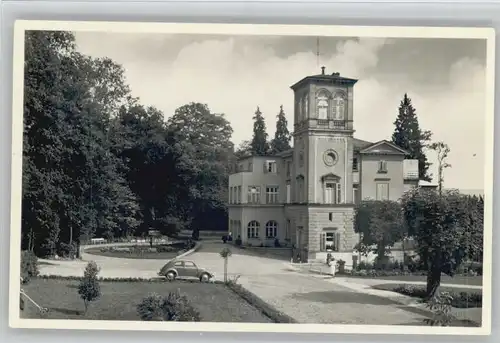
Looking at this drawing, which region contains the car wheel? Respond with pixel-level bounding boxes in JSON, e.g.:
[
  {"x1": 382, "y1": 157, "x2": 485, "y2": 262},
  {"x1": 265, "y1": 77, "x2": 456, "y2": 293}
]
[
  {"x1": 200, "y1": 273, "x2": 211, "y2": 283},
  {"x1": 166, "y1": 271, "x2": 176, "y2": 281}
]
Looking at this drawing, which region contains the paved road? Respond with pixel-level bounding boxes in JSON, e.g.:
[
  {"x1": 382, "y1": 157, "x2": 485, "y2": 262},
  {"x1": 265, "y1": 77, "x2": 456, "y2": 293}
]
[{"x1": 37, "y1": 241, "x2": 437, "y2": 324}]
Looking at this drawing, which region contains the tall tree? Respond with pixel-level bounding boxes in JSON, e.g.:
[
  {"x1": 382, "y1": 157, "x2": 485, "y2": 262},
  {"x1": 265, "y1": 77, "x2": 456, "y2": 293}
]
[
  {"x1": 250, "y1": 107, "x2": 270, "y2": 156},
  {"x1": 428, "y1": 141, "x2": 451, "y2": 194},
  {"x1": 401, "y1": 189, "x2": 483, "y2": 299},
  {"x1": 392, "y1": 94, "x2": 432, "y2": 181},
  {"x1": 270, "y1": 105, "x2": 291, "y2": 154},
  {"x1": 354, "y1": 200, "x2": 407, "y2": 264},
  {"x1": 166, "y1": 103, "x2": 233, "y2": 236}
]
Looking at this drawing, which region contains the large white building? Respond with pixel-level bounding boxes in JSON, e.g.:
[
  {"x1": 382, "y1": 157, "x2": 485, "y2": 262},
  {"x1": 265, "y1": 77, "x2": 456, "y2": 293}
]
[{"x1": 228, "y1": 68, "x2": 420, "y2": 262}]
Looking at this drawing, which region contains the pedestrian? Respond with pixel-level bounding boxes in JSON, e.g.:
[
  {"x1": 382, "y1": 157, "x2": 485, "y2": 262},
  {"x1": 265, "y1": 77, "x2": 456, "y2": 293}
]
[{"x1": 330, "y1": 258, "x2": 337, "y2": 277}]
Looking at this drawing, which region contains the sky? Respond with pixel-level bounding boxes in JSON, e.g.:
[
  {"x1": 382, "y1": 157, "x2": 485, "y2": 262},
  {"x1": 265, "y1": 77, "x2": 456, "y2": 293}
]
[{"x1": 74, "y1": 32, "x2": 488, "y2": 192}]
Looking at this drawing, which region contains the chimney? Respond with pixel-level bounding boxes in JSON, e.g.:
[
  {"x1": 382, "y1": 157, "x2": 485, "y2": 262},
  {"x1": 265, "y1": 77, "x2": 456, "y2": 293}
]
[
  {"x1": 321, "y1": 66, "x2": 325, "y2": 75},
  {"x1": 332, "y1": 72, "x2": 340, "y2": 76}
]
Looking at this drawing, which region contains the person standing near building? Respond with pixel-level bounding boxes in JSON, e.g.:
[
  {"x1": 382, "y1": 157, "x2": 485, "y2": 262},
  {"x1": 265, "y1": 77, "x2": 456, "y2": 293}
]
[{"x1": 330, "y1": 258, "x2": 337, "y2": 277}]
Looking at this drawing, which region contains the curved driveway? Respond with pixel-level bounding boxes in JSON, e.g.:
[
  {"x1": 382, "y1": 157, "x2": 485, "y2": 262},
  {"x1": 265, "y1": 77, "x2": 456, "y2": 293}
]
[{"x1": 38, "y1": 241, "x2": 433, "y2": 325}]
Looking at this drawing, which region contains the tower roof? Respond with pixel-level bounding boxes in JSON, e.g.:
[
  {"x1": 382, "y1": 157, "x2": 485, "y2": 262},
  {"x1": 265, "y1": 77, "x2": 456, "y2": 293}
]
[{"x1": 290, "y1": 67, "x2": 358, "y2": 91}]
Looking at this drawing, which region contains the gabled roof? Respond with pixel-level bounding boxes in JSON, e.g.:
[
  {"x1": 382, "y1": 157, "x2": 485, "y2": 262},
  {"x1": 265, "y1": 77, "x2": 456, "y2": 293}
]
[
  {"x1": 359, "y1": 140, "x2": 409, "y2": 155},
  {"x1": 353, "y1": 138, "x2": 374, "y2": 152}
]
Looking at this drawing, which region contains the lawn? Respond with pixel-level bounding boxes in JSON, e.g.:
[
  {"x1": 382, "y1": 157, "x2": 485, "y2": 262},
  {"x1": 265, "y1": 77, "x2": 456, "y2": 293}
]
[
  {"x1": 20, "y1": 278, "x2": 273, "y2": 323},
  {"x1": 85, "y1": 243, "x2": 187, "y2": 260},
  {"x1": 348, "y1": 274, "x2": 483, "y2": 286}
]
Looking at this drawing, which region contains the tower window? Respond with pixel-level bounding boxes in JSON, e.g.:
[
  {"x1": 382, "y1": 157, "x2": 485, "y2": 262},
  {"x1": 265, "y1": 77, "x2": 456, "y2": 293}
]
[
  {"x1": 332, "y1": 93, "x2": 346, "y2": 120},
  {"x1": 317, "y1": 95, "x2": 329, "y2": 120}
]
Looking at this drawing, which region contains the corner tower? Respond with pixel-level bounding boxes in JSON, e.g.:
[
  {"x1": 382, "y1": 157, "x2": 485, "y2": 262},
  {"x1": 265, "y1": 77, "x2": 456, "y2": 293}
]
[{"x1": 290, "y1": 67, "x2": 358, "y2": 205}]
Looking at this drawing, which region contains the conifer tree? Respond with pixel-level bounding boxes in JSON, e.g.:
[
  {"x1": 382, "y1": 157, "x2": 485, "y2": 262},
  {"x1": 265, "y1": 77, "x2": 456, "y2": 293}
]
[
  {"x1": 270, "y1": 105, "x2": 291, "y2": 154},
  {"x1": 251, "y1": 106, "x2": 270, "y2": 156},
  {"x1": 392, "y1": 93, "x2": 432, "y2": 181}
]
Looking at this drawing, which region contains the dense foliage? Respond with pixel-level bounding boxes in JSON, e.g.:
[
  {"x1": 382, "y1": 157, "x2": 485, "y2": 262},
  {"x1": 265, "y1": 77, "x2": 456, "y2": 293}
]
[
  {"x1": 354, "y1": 200, "x2": 407, "y2": 264},
  {"x1": 22, "y1": 31, "x2": 232, "y2": 257},
  {"x1": 137, "y1": 291, "x2": 201, "y2": 321},
  {"x1": 21, "y1": 250, "x2": 40, "y2": 283},
  {"x1": 401, "y1": 188, "x2": 484, "y2": 298},
  {"x1": 270, "y1": 105, "x2": 291, "y2": 154},
  {"x1": 250, "y1": 107, "x2": 270, "y2": 156},
  {"x1": 392, "y1": 93, "x2": 432, "y2": 181}
]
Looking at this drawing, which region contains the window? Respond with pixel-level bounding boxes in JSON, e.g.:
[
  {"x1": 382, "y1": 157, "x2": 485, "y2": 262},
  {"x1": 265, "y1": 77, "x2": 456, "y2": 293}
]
[
  {"x1": 376, "y1": 183, "x2": 389, "y2": 200},
  {"x1": 265, "y1": 220, "x2": 278, "y2": 238},
  {"x1": 298, "y1": 152, "x2": 304, "y2": 167},
  {"x1": 286, "y1": 183, "x2": 291, "y2": 203},
  {"x1": 285, "y1": 220, "x2": 290, "y2": 240},
  {"x1": 229, "y1": 187, "x2": 233, "y2": 204},
  {"x1": 297, "y1": 98, "x2": 303, "y2": 121},
  {"x1": 248, "y1": 186, "x2": 261, "y2": 204},
  {"x1": 264, "y1": 160, "x2": 277, "y2": 173},
  {"x1": 320, "y1": 230, "x2": 341, "y2": 252},
  {"x1": 184, "y1": 261, "x2": 196, "y2": 268},
  {"x1": 328, "y1": 213, "x2": 333, "y2": 221},
  {"x1": 286, "y1": 161, "x2": 291, "y2": 178},
  {"x1": 238, "y1": 164, "x2": 243, "y2": 172},
  {"x1": 317, "y1": 94, "x2": 329, "y2": 120},
  {"x1": 378, "y1": 160, "x2": 388, "y2": 173},
  {"x1": 237, "y1": 186, "x2": 241, "y2": 203},
  {"x1": 248, "y1": 162, "x2": 253, "y2": 172},
  {"x1": 332, "y1": 93, "x2": 346, "y2": 120},
  {"x1": 174, "y1": 261, "x2": 184, "y2": 267},
  {"x1": 296, "y1": 177, "x2": 305, "y2": 203},
  {"x1": 352, "y1": 157, "x2": 358, "y2": 172},
  {"x1": 247, "y1": 220, "x2": 260, "y2": 238},
  {"x1": 324, "y1": 182, "x2": 341, "y2": 204},
  {"x1": 298, "y1": 95, "x2": 309, "y2": 120},
  {"x1": 266, "y1": 186, "x2": 279, "y2": 204},
  {"x1": 353, "y1": 184, "x2": 359, "y2": 204}
]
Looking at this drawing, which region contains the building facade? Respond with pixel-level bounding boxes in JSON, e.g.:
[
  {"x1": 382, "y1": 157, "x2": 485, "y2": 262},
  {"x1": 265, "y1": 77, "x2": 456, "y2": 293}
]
[{"x1": 227, "y1": 68, "x2": 419, "y2": 262}]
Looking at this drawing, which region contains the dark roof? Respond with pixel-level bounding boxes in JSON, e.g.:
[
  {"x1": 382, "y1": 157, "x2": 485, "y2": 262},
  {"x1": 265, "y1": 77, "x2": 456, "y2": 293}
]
[
  {"x1": 352, "y1": 138, "x2": 373, "y2": 151},
  {"x1": 290, "y1": 70, "x2": 358, "y2": 91}
]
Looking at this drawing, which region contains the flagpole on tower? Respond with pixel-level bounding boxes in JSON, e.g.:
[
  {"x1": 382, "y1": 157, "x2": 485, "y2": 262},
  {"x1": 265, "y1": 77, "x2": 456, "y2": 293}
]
[{"x1": 316, "y1": 37, "x2": 320, "y2": 67}]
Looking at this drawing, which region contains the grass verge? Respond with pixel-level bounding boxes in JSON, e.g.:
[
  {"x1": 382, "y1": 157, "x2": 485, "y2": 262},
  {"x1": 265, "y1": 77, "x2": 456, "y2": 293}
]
[{"x1": 20, "y1": 277, "x2": 273, "y2": 323}]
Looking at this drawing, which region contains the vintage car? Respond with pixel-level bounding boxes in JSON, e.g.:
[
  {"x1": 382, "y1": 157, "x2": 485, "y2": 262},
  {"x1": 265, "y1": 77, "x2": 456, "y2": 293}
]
[{"x1": 158, "y1": 259, "x2": 215, "y2": 282}]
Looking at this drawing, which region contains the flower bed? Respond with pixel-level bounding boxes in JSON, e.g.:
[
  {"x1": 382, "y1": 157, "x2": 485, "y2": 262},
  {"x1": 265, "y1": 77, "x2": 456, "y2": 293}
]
[{"x1": 372, "y1": 284, "x2": 482, "y2": 308}]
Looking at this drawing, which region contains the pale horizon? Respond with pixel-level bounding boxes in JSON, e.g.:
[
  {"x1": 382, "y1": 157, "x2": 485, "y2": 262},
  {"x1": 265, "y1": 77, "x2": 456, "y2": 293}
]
[{"x1": 74, "y1": 32, "x2": 487, "y2": 191}]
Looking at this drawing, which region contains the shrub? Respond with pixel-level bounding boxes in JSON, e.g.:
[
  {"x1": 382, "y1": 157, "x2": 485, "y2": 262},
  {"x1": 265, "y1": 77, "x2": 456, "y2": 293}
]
[
  {"x1": 137, "y1": 291, "x2": 200, "y2": 321},
  {"x1": 58, "y1": 242, "x2": 77, "y2": 259},
  {"x1": 424, "y1": 292, "x2": 454, "y2": 326},
  {"x1": 78, "y1": 261, "x2": 101, "y2": 314},
  {"x1": 156, "y1": 245, "x2": 175, "y2": 253},
  {"x1": 389, "y1": 284, "x2": 482, "y2": 308},
  {"x1": 184, "y1": 238, "x2": 196, "y2": 250},
  {"x1": 21, "y1": 250, "x2": 39, "y2": 283}
]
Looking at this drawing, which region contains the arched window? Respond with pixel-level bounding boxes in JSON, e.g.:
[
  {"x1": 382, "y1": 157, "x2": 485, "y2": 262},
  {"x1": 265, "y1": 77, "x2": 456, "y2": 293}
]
[
  {"x1": 332, "y1": 93, "x2": 346, "y2": 120},
  {"x1": 247, "y1": 220, "x2": 260, "y2": 238},
  {"x1": 317, "y1": 93, "x2": 329, "y2": 120},
  {"x1": 303, "y1": 95, "x2": 309, "y2": 119},
  {"x1": 297, "y1": 98, "x2": 303, "y2": 122},
  {"x1": 265, "y1": 220, "x2": 278, "y2": 238}
]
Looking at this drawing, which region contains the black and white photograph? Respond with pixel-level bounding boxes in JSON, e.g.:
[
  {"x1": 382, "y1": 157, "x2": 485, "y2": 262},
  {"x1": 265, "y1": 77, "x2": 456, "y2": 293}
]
[{"x1": 9, "y1": 21, "x2": 495, "y2": 335}]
